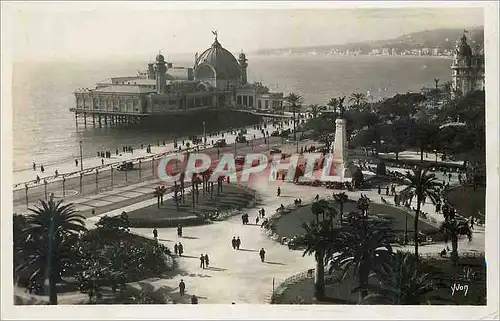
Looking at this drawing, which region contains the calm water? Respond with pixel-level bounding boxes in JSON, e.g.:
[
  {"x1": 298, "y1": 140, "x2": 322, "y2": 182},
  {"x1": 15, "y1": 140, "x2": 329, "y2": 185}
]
[{"x1": 12, "y1": 55, "x2": 452, "y2": 171}]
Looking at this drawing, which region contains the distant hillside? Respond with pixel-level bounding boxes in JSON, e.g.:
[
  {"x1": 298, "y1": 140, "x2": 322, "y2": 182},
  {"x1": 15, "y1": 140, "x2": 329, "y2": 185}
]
[{"x1": 254, "y1": 26, "x2": 484, "y2": 56}]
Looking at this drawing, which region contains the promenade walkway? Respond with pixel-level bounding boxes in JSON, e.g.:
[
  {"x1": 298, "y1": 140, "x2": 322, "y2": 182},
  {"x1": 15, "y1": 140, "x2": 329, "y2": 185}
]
[{"x1": 14, "y1": 122, "x2": 293, "y2": 187}]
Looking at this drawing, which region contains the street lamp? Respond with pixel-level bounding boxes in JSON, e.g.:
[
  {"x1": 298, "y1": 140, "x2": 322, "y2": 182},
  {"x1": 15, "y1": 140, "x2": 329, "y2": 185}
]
[
  {"x1": 79, "y1": 140, "x2": 84, "y2": 171},
  {"x1": 433, "y1": 149, "x2": 438, "y2": 165},
  {"x1": 203, "y1": 121, "x2": 206, "y2": 149}
]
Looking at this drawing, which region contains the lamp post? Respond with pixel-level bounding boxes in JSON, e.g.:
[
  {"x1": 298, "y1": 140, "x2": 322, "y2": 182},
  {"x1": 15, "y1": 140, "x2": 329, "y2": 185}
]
[
  {"x1": 203, "y1": 121, "x2": 206, "y2": 149},
  {"x1": 79, "y1": 140, "x2": 83, "y2": 171},
  {"x1": 434, "y1": 149, "x2": 438, "y2": 165}
]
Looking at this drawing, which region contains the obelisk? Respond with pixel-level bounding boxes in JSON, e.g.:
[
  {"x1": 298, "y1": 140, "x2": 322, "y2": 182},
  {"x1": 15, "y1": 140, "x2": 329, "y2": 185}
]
[{"x1": 332, "y1": 118, "x2": 356, "y2": 181}]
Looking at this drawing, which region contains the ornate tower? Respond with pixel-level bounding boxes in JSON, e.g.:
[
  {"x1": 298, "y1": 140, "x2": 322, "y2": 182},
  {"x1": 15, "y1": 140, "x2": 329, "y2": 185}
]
[
  {"x1": 450, "y1": 31, "x2": 483, "y2": 98},
  {"x1": 155, "y1": 52, "x2": 167, "y2": 94},
  {"x1": 238, "y1": 52, "x2": 248, "y2": 85}
]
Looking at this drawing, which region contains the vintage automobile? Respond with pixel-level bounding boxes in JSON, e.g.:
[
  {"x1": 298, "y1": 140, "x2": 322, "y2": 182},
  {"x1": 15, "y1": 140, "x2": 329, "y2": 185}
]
[
  {"x1": 117, "y1": 161, "x2": 134, "y2": 171},
  {"x1": 214, "y1": 139, "x2": 227, "y2": 147}
]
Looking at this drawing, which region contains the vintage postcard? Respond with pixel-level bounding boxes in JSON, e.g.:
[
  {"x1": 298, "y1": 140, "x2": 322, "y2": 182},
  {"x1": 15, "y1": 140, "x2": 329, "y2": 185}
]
[{"x1": 1, "y1": 1, "x2": 498, "y2": 319}]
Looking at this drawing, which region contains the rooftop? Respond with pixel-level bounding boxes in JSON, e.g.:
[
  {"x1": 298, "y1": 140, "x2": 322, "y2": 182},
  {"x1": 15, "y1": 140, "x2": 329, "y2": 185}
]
[{"x1": 93, "y1": 85, "x2": 156, "y2": 94}]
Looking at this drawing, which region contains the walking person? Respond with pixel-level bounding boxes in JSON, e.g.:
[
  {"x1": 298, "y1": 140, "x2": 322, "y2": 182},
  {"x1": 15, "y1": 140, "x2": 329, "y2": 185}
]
[
  {"x1": 33, "y1": 161, "x2": 36, "y2": 171},
  {"x1": 179, "y1": 279, "x2": 186, "y2": 297},
  {"x1": 236, "y1": 237, "x2": 241, "y2": 250},
  {"x1": 385, "y1": 186, "x2": 389, "y2": 196},
  {"x1": 470, "y1": 217, "x2": 475, "y2": 230},
  {"x1": 277, "y1": 186, "x2": 281, "y2": 197},
  {"x1": 200, "y1": 254, "x2": 205, "y2": 269},
  {"x1": 153, "y1": 228, "x2": 158, "y2": 240},
  {"x1": 231, "y1": 237, "x2": 237, "y2": 249},
  {"x1": 259, "y1": 248, "x2": 266, "y2": 262},
  {"x1": 41, "y1": 165, "x2": 45, "y2": 173},
  {"x1": 377, "y1": 185, "x2": 381, "y2": 194},
  {"x1": 178, "y1": 242, "x2": 184, "y2": 257},
  {"x1": 204, "y1": 254, "x2": 209, "y2": 267},
  {"x1": 256, "y1": 216, "x2": 260, "y2": 225},
  {"x1": 174, "y1": 243, "x2": 179, "y2": 255},
  {"x1": 177, "y1": 224, "x2": 183, "y2": 237},
  {"x1": 261, "y1": 208, "x2": 265, "y2": 218}
]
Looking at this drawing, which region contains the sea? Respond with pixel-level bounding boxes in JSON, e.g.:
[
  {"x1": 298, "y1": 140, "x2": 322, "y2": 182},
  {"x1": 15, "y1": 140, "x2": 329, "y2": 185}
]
[{"x1": 12, "y1": 55, "x2": 452, "y2": 172}]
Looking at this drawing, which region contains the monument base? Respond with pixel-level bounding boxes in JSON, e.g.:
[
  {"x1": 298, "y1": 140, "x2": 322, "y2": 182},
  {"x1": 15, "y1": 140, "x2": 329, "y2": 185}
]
[{"x1": 333, "y1": 160, "x2": 357, "y2": 182}]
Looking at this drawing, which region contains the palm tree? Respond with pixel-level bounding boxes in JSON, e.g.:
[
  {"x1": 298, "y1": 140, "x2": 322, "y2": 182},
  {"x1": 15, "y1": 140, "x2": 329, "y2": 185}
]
[
  {"x1": 310, "y1": 104, "x2": 325, "y2": 118},
  {"x1": 349, "y1": 93, "x2": 367, "y2": 107},
  {"x1": 333, "y1": 192, "x2": 348, "y2": 226},
  {"x1": 398, "y1": 168, "x2": 441, "y2": 259},
  {"x1": 18, "y1": 198, "x2": 87, "y2": 305},
  {"x1": 390, "y1": 251, "x2": 435, "y2": 304},
  {"x1": 361, "y1": 251, "x2": 434, "y2": 304},
  {"x1": 153, "y1": 186, "x2": 167, "y2": 208},
  {"x1": 311, "y1": 199, "x2": 337, "y2": 224},
  {"x1": 173, "y1": 181, "x2": 180, "y2": 211},
  {"x1": 327, "y1": 97, "x2": 339, "y2": 113},
  {"x1": 326, "y1": 213, "x2": 393, "y2": 303},
  {"x1": 439, "y1": 219, "x2": 472, "y2": 265},
  {"x1": 285, "y1": 93, "x2": 303, "y2": 141},
  {"x1": 356, "y1": 194, "x2": 371, "y2": 217},
  {"x1": 300, "y1": 220, "x2": 337, "y2": 300}
]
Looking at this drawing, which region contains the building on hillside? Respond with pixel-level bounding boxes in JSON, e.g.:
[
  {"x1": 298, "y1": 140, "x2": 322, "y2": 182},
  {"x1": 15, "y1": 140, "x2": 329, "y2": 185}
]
[
  {"x1": 72, "y1": 32, "x2": 283, "y2": 120},
  {"x1": 451, "y1": 31, "x2": 485, "y2": 98}
]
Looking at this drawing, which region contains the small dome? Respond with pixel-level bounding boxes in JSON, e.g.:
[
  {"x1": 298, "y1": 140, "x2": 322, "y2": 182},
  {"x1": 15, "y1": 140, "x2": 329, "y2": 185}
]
[
  {"x1": 156, "y1": 53, "x2": 165, "y2": 62},
  {"x1": 456, "y1": 33, "x2": 473, "y2": 57},
  {"x1": 195, "y1": 38, "x2": 241, "y2": 80}
]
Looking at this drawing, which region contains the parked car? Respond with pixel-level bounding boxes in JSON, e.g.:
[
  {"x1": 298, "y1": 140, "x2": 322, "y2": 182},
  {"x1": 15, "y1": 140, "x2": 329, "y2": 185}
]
[
  {"x1": 271, "y1": 130, "x2": 280, "y2": 137},
  {"x1": 215, "y1": 139, "x2": 227, "y2": 147},
  {"x1": 117, "y1": 162, "x2": 134, "y2": 171},
  {"x1": 236, "y1": 135, "x2": 247, "y2": 143},
  {"x1": 270, "y1": 147, "x2": 282, "y2": 155}
]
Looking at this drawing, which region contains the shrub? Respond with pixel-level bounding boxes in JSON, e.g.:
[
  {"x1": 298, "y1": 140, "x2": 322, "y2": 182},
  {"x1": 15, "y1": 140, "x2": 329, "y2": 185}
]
[{"x1": 376, "y1": 161, "x2": 387, "y2": 175}]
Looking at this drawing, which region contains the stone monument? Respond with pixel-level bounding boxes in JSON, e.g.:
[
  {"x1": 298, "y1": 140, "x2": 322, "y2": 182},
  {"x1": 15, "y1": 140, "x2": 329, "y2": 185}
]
[{"x1": 332, "y1": 118, "x2": 356, "y2": 182}]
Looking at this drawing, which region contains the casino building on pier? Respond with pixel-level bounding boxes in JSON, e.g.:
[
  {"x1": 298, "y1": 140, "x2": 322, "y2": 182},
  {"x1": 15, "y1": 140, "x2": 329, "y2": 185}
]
[{"x1": 71, "y1": 33, "x2": 284, "y2": 125}]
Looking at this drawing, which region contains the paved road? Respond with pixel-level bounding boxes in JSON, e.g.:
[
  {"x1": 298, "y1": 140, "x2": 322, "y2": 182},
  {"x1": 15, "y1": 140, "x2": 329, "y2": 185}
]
[{"x1": 14, "y1": 136, "x2": 313, "y2": 208}]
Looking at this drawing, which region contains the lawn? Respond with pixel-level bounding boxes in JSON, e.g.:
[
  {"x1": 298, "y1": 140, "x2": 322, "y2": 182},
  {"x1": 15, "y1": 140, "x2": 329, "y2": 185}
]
[
  {"x1": 274, "y1": 256, "x2": 486, "y2": 305},
  {"x1": 274, "y1": 201, "x2": 437, "y2": 240},
  {"x1": 126, "y1": 184, "x2": 256, "y2": 228},
  {"x1": 445, "y1": 186, "x2": 486, "y2": 221}
]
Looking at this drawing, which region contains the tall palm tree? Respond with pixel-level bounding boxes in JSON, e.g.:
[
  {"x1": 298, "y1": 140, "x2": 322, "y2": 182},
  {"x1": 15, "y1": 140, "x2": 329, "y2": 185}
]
[
  {"x1": 300, "y1": 220, "x2": 337, "y2": 300},
  {"x1": 398, "y1": 168, "x2": 441, "y2": 259},
  {"x1": 285, "y1": 93, "x2": 303, "y2": 141},
  {"x1": 333, "y1": 192, "x2": 348, "y2": 226},
  {"x1": 326, "y1": 213, "x2": 393, "y2": 303},
  {"x1": 439, "y1": 218, "x2": 473, "y2": 265},
  {"x1": 349, "y1": 93, "x2": 367, "y2": 107},
  {"x1": 18, "y1": 198, "x2": 87, "y2": 305}
]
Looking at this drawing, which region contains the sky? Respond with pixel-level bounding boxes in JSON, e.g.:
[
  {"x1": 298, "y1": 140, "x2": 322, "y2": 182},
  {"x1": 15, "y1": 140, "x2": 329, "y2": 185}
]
[{"x1": 3, "y1": 1, "x2": 485, "y2": 61}]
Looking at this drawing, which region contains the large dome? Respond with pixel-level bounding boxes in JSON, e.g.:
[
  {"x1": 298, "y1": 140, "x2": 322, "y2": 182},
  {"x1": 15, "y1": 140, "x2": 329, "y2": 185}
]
[{"x1": 195, "y1": 38, "x2": 241, "y2": 80}]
